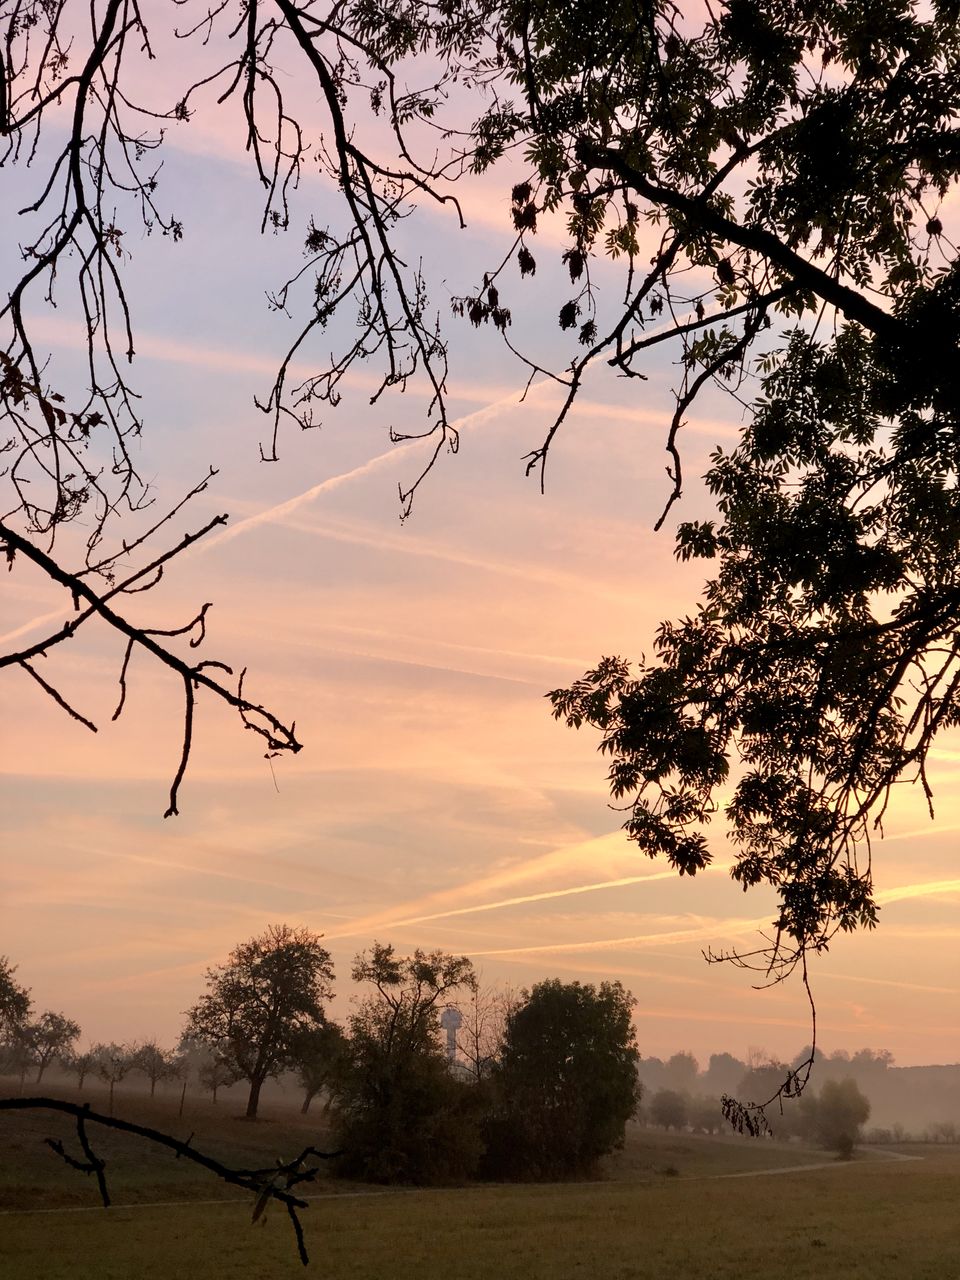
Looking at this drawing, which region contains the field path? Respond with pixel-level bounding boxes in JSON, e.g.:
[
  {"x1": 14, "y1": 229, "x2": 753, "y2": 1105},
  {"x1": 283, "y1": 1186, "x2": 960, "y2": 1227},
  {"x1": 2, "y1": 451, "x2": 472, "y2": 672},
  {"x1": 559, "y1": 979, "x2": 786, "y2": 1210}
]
[
  {"x1": 0, "y1": 1146, "x2": 924, "y2": 1218},
  {"x1": 706, "y1": 1146, "x2": 923, "y2": 1180}
]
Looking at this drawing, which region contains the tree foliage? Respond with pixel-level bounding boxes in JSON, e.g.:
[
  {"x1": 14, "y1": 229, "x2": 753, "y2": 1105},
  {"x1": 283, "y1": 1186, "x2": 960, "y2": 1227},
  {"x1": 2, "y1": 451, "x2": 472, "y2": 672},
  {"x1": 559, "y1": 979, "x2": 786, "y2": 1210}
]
[
  {"x1": 0, "y1": 957, "x2": 30, "y2": 1036},
  {"x1": 131, "y1": 1040, "x2": 183, "y2": 1098},
  {"x1": 292, "y1": 1021, "x2": 349, "y2": 1114},
  {"x1": 334, "y1": 943, "x2": 481, "y2": 1183},
  {"x1": 802, "y1": 1076, "x2": 872, "y2": 1156},
  {"x1": 21, "y1": 1011, "x2": 81, "y2": 1084},
  {"x1": 184, "y1": 924, "x2": 334, "y2": 1119},
  {"x1": 648, "y1": 1087, "x2": 688, "y2": 1132},
  {"x1": 485, "y1": 979, "x2": 639, "y2": 1177}
]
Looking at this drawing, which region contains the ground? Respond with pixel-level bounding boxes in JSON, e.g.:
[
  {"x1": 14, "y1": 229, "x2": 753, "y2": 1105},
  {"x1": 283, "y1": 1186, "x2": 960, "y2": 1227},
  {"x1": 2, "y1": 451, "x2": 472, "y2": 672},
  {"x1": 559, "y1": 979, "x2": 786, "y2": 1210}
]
[{"x1": 1, "y1": 1083, "x2": 957, "y2": 1278}]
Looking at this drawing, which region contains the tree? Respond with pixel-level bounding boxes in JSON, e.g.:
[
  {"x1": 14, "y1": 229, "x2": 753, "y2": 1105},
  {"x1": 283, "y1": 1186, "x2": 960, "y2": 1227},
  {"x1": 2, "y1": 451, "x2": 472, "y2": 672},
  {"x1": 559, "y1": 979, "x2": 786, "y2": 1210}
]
[
  {"x1": 197, "y1": 1053, "x2": 238, "y2": 1105},
  {"x1": 22, "y1": 1011, "x2": 81, "y2": 1084},
  {"x1": 292, "y1": 1022, "x2": 349, "y2": 1114},
  {"x1": 131, "y1": 1041, "x2": 182, "y2": 1098},
  {"x1": 0, "y1": 958, "x2": 30, "y2": 1037},
  {"x1": 485, "y1": 979, "x2": 639, "y2": 1178},
  {"x1": 63, "y1": 1047, "x2": 99, "y2": 1093},
  {"x1": 703, "y1": 1053, "x2": 748, "y2": 1099},
  {"x1": 803, "y1": 1078, "x2": 872, "y2": 1157},
  {"x1": 689, "y1": 1095, "x2": 724, "y2": 1136},
  {"x1": 184, "y1": 924, "x2": 334, "y2": 1119},
  {"x1": 663, "y1": 1051, "x2": 700, "y2": 1095},
  {"x1": 334, "y1": 943, "x2": 480, "y2": 1183},
  {"x1": 93, "y1": 1042, "x2": 135, "y2": 1114},
  {"x1": 649, "y1": 1089, "x2": 689, "y2": 1133},
  {"x1": 456, "y1": 978, "x2": 516, "y2": 1083}
]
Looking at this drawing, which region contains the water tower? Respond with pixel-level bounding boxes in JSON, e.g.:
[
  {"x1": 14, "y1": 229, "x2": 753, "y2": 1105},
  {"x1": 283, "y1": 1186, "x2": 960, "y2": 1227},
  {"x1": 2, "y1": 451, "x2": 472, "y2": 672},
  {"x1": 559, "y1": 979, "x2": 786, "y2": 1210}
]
[{"x1": 439, "y1": 1007, "x2": 462, "y2": 1062}]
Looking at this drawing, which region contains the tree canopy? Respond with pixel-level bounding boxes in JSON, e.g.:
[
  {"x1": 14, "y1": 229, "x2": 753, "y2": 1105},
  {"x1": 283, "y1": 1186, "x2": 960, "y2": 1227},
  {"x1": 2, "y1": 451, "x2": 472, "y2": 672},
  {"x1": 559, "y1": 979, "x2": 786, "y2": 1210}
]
[
  {"x1": 334, "y1": 944, "x2": 480, "y2": 1182},
  {"x1": 184, "y1": 923, "x2": 335, "y2": 1118},
  {"x1": 0, "y1": 958, "x2": 30, "y2": 1036},
  {"x1": 2, "y1": 1, "x2": 959, "y2": 1023},
  {"x1": 486, "y1": 978, "x2": 639, "y2": 1177}
]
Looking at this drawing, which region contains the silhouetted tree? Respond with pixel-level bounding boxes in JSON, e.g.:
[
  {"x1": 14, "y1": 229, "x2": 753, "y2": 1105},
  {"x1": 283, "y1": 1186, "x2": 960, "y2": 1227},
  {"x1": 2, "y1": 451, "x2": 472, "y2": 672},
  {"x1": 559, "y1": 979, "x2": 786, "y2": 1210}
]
[
  {"x1": 456, "y1": 978, "x2": 516, "y2": 1083},
  {"x1": 197, "y1": 1053, "x2": 238, "y2": 1105},
  {"x1": 132, "y1": 1041, "x2": 182, "y2": 1098},
  {"x1": 22, "y1": 1012, "x2": 81, "y2": 1083},
  {"x1": 334, "y1": 944, "x2": 480, "y2": 1183},
  {"x1": 803, "y1": 1078, "x2": 872, "y2": 1158},
  {"x1": 93, "y1": 1042, "x2": 135, "y2": 1114},
  {"x1": 650, "y1": 1089, "x2": 689, "y2": 1132},
  {"x1": 689, "y1": 1095, "x2": 724, "y2": 1136},
  {"x1": 485, "y1": 979, "x2": 639, "y2": 1178},
  {"x1": 184, "y1": 924, "x2": 335, "y2": 1119},
  {"x1": 703, "y1": 1053, "x2": 747, "y2": 1098},
  {"x1": 293, "y1": 1022, "x2": 349, "y2": 1115},
  {"x1": 0, "y1": 958, "x2": 30, "y2": 1037},
  {"x1": 63, "y1": 1048, "x2": 99, "y2": 1092},
  {"x1": 664, "y1": 1051, "x2": 699, "y2": 1095}
]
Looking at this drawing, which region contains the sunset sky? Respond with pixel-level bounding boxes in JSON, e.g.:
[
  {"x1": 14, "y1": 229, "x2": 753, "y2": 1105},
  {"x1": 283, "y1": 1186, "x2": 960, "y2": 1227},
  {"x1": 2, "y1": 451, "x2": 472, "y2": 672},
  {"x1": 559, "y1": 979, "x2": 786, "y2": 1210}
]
[{"x1": 1, "y1": 18, "x2": 958, "y2": 1072}]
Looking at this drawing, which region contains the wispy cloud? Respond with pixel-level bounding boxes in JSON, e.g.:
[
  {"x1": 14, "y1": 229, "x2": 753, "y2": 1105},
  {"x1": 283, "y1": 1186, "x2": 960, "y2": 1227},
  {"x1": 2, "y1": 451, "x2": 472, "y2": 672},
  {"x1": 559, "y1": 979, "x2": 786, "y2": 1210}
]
[
  {"x1": 333, "y1": 864, "x2": 737, "y2": 937},
  {"x1": 468, "y1": 914, "x2": 770, "y2": 957},
  {"x1": 321, "y1": 829, "x2": 658, "y2": 941},
  {"x1": 876, "y1": 878, "x2": 960, "y2": 904}
]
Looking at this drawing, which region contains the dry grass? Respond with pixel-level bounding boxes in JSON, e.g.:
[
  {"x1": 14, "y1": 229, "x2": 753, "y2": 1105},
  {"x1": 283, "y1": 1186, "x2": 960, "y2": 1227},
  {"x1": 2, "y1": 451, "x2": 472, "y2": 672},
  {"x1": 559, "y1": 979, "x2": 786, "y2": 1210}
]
[{"x1": 2, "y1": 1082, "x2": 956, "y2": 1279}]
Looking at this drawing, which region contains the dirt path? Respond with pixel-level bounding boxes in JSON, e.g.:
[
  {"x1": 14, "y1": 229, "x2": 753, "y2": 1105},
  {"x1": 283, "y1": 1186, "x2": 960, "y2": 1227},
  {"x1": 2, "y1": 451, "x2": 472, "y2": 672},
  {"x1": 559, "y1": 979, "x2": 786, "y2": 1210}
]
[
  {"x1": 0, "y1": 1148, "x2": 923, "y2": 1216},
  {"x1": 708, "y1": 1145, "x2": 923, "y2": 1180}
]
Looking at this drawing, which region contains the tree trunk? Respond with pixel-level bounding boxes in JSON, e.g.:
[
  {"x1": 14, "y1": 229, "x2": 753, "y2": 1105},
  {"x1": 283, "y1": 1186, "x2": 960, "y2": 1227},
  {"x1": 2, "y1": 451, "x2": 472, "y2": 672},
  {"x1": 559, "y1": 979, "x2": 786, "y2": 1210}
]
[
  {"x1": 246, "y1": 1076, "x2": 263, "y2": 1119},
  {"x1": 301, "y1": 1087, "x2": 318, "y2": 1115},
  {"x1": 36, "y1": 1061, "x2": 46, "y2": 1083},
  {"x1": 150, "y1": 1077, "x2": 157, "y2": 1097}
]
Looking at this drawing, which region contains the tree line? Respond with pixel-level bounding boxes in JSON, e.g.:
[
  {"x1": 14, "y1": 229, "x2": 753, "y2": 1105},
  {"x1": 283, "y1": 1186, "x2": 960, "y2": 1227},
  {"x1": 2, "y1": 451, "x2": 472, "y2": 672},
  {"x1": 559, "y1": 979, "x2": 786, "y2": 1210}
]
[
  {"x1": 2, "y1": 928, "x2": 640, "y2": 1183},
  {"x1": 4, "y1": 929, "x2": 954, "y2": 1182}
]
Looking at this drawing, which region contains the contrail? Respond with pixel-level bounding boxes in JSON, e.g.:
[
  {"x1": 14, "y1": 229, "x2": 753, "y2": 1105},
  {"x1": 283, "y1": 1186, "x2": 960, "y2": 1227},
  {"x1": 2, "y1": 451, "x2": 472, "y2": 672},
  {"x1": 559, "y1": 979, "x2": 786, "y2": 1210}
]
[
  {"x1": 876, "y1": 877, "x2": 960, "y2": 904},
  {"x1": 325, "y1": 863, "x2": 734, "y2": 937},
  {"x1": 4, "y1": 389, "x2": 530, "y2": 646},
  {"x1": 468, "y1": 914, "x2": 772, "y2": 957}
]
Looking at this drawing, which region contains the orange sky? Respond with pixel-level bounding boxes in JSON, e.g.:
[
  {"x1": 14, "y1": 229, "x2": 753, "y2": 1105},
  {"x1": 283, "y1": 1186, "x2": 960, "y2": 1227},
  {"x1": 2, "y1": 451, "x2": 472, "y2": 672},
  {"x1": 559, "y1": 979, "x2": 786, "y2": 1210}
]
[{"x1": 1, "y1": 31, "x2": 958, "y2": 1071}]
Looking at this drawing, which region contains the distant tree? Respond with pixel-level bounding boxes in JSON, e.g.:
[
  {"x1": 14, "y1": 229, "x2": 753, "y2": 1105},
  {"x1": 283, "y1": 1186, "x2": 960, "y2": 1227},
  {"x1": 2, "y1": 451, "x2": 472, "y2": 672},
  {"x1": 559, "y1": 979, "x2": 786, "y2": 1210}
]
[
  {"x1": 0, "y1": 958, "x2": 30, "y2": 1036},
  {"x1": 703, "y1": 1053, "x2": 748, "y2": 1098},
  {"x1": 457, "y1": 978, "x2": 515, "y2": 1083},
  {"x1": 803, "y1": 1078, "x2": 872, "y2": 1158},
  {"x1": 737, "y1": 1057, "x2": 794, "y2": 1106},
  {"x1": 927, "y1": 1121, "x2": 958, "y2": 1145},
  {"x1": 664, "y1": 1051, "x2": 699, "y2": 1095},
  {"x1": 198, "y1": 1052, "x2": 238, "y2": 1105},
  {"x1": 63, "y1": 1048, "x2": 99, "y2": 1092},
  {"x1": 94, "y1": 1042, "x2": 135, "y2": 1113},
  {"x1": 293, "y1": 1022, "x2": 349, "y2": 1114},
  {"x1": 0, "y1": 1036, "x2": 33, "y2": 1089},
  {"x1": 636, "y1": 1056, "x2": 666, "y2": 1097},
  {"x1": 22, "y1": 1011, "x2": 81, "y2": 1083},
  {"x1": 650, "y1": 1089, "x2": 689, "y2": 1132},
  {"x1": 485, "y1": 979, "x2": 639, "y2": 1178},
  {"x1": 184, "y1": 924, "x2": 335, "y2": 1119},
  {"x1": 334, "y1": 943, "x2": 480, "y2": 1184},
  {"x1": 132, "y1": 1041, "x2": 182, "y2": 1098},
  {"x1": 849, "y1": 1048, "x2": 895, "y2": 1081},
  {"x1": 689, "y1": 1095, "x2": 724, "y2": 1136}
]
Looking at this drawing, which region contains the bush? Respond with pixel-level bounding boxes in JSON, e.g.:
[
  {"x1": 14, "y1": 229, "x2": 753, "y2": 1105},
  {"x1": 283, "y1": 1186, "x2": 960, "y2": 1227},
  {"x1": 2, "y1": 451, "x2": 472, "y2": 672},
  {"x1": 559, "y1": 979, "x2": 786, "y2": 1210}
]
[{"x1": 482, "y1": 979, "x2": 639, "y2": 1179}]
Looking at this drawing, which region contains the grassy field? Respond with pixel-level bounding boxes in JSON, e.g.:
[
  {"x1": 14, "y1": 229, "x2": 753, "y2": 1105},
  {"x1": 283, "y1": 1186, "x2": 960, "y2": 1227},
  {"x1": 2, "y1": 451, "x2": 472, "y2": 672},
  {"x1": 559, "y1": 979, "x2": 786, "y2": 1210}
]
[{"x1": 2, "y1": 1084, "x2": 957, "y2": 1278}]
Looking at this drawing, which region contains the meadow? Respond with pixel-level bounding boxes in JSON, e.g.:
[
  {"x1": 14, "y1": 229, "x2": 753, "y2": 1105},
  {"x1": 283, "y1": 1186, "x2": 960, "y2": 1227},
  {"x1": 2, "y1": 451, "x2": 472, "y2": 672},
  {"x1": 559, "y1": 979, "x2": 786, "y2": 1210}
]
[{"x1": 1, "y1": 1084, "x2": 957, "y2": 1279}]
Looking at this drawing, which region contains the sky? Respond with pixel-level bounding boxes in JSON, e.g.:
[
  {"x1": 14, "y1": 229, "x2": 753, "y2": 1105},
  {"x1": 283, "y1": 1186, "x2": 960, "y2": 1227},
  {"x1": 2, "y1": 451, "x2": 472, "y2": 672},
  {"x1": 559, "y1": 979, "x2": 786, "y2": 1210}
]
[{"x1": 1, "y1": 11, "x2": 958, "y2": 1071}]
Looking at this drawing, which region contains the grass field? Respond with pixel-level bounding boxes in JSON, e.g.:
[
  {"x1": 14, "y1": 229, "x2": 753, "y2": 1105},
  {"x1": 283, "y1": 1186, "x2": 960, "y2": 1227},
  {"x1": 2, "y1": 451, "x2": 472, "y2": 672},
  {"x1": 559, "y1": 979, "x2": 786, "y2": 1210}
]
[{"x1": 2, "y1": 1084, "x2": 958, "y2": 1278}]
